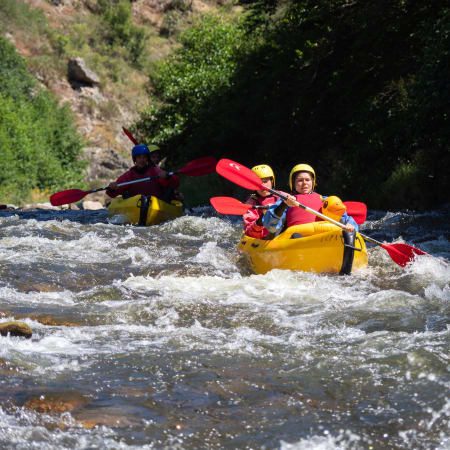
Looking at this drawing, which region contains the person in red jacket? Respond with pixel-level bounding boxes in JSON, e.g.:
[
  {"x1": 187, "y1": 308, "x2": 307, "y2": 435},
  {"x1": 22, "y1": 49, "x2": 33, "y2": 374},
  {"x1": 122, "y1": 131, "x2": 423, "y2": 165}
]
[
  {"x1": 243, "y1": 164, "x2": 279, "y2": 239},
  {"x1": 106, "y1": 144, "x2": 182, "y2": 201}
]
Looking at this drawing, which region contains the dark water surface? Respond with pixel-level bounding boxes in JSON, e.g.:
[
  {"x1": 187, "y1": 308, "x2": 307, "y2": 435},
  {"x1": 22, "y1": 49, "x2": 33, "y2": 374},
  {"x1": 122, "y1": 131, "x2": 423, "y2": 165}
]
[{"x1": 0, "y1": 204, "x2": 449, "y2": 449}]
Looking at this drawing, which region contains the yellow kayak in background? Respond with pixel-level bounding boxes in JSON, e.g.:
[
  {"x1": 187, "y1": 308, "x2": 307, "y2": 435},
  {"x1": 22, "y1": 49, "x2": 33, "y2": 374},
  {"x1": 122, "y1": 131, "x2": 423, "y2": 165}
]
[
  {"x1": 238, "y1": 222, "x2": 368, "y2": 275},
  {"x1": 108, "y1": 195, "x2": 183, "y2": 226}
]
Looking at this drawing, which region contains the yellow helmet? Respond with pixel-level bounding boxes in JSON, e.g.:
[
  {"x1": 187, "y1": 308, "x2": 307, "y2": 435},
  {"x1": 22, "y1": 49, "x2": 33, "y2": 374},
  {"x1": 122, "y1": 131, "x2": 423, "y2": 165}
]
[
  {"x1": 289, "y1": 163, "x2": 316, "y2": 191},
  {"x1": 148, "y1": 144, "x2": 161, "y2": 154},
  {"x1": 322, "y1": 196, "x2": 346, "y2": 221},
  {"x1": 251, "y1": 164, "x2": 275, "y2": 188}
]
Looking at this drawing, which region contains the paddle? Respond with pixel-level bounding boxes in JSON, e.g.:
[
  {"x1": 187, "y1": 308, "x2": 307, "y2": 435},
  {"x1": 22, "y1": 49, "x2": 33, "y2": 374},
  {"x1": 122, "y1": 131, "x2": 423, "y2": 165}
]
[
  {"x1": 50, "y1": 177, "x2": 157, "y2": 206},
  {"x1": 210, "y1": 196, "x2": 367, "y2": 223},
  {"x1": 210, "y1": 196, "x2": 269, "y2": 215},
  {"x1": 122, "y1": 126, "x2": 139, "y2": 145},
  {"x1": 215, "y1": 158, "x2": 427, "y2": 267},
  {"x1": 50, "y1": 156, "x2": 218, "y2": 206}
]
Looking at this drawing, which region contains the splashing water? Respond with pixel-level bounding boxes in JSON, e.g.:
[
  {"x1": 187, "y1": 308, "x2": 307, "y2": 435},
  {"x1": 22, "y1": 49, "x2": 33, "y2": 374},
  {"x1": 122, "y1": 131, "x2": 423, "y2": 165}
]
[{"x1": 0, "y1": 204, "x2": 449, "y2": 449}]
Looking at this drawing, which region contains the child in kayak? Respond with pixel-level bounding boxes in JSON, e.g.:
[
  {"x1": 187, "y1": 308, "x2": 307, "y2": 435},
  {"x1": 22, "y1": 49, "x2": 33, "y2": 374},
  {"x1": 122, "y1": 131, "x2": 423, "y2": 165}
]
[
  {"x1": 262, "y1": 163, "x2": 358, "y2": 235},
  {"x1": 243, "y1": 164, "x2": 279, "y2": 239},
  {"x1": 106, "y1": 144, "x2": 183, "y2": 202}
]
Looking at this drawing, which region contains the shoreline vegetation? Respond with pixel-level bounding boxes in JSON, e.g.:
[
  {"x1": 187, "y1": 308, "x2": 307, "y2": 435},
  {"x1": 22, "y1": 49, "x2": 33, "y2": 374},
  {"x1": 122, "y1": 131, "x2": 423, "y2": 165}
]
[{"x1": 0, "y1": 0, "x2": 448, "y2": 210}]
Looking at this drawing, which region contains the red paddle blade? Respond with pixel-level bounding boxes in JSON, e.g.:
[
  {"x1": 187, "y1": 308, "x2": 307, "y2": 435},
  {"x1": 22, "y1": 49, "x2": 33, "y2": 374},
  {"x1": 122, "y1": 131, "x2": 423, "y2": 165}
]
[
  {"x1": 216, "y1": 159, "x2": 263, "y2": 191},
  {"x1": 382, "y1": 243, "x2": 427, "y2": 267},
  {"x1": 122, "y1": 127, "x2": 139, "y2": 145},
  {"x1": 178, "y1": 156, "x2": 217, "y2": 176},
  {"x1": 50, "y1": 189, "x2": 90, "y2": 206},
  {"x1": 210, "y1": 197, "x2": 252, "y2": 215},
  {"x1": 344, "y1": 201, "x2": 367, "y2": 224}
]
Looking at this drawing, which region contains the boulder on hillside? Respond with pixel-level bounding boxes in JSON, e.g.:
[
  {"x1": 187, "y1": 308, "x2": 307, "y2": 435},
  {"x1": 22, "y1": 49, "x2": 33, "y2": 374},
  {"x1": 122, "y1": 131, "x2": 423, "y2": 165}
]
[{"x1": 68, "y1": 58, "x2": 100, "y2": 87}]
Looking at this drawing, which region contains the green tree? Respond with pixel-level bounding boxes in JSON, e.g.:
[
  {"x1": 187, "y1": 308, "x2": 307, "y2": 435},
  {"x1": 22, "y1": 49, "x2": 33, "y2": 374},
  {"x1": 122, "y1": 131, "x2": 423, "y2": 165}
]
[
  {"x1": 135, "y1": 0, "x2": 449, "y2": 209},
  {"x1": 0, "y1": 37, "x2": 86, "y2": 203}
]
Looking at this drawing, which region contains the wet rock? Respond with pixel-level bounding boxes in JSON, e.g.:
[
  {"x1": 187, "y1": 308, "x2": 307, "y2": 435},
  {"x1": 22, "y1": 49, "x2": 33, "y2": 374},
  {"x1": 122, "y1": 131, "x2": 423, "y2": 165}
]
[
  {"x1": 30, "y1": 315, "x2": 80, "y2": 327},
  {"x1": 81, "y1": 200, "x2": 104, "y2": 210},
  {"x1": 0, "y1": 321, "x2": 32, "y2": 338},
  {"x1": 1, "y1": 311, "x2": 80, "y2": 327},
  {"x1": 21, "y1": 203, "x2": 57, "y2": 211},
  {"x1": 25, "y1": 392, "x2": 91, "y2": 414},
  {"x1": 59, "y1": 203, "x2": 79, "y2": 210},
  {"x1": 68, "y1": 57, "x2": 100, "y2": 86},
  {"x1": 16, "y1": 282, "x2": 64, "y2": 293},
  {"x1": 75, "y1": 409, "x2": 140, "y2": 429}
]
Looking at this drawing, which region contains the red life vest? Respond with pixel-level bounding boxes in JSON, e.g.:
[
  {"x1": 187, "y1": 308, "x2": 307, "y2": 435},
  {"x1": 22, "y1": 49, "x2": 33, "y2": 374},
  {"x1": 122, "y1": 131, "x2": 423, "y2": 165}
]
[
  {"x1": 107, "y1": 166, "x2": 168, "y2": 198},
  {"x1": 254, "y1": 195, "x2": 277, "y2": 207},
  {"x1": 286, "y1": 192, "x2": 323, "y2": 227}
]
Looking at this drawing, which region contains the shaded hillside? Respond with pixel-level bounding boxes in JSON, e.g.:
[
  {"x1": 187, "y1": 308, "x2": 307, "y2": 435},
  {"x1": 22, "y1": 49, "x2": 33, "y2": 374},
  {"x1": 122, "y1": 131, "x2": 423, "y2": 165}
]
[{"x1": 135, "y1": 0, "x2": 450, "y2": 209}]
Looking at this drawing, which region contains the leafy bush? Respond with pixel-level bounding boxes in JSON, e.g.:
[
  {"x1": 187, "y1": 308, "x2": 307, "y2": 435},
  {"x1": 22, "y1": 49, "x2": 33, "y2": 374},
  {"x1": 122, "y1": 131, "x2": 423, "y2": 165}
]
[
  {"x1": 97, "y1": 0, "x2": 147, "y2": 66},
  {"x1": 134, "y1": 14, "x2": 249, "y2": 161},
  {"x1": 0, "y1": 38, "x2": 86, "y2": 204}
]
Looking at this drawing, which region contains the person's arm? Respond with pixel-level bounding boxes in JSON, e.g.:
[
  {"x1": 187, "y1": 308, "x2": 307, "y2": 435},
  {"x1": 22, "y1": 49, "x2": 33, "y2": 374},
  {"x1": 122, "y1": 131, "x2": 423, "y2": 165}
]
[
  {"x1": 341, "y1": 212, "x2": 359, "y2": 232},
  {"x1": 157, "y1": 168, "x2": 180, "y2": 189},
  {"x1": 243, "y1": 207, "x2": 267, "y2": 237},
  {"x1": 106, "y1": 171, "x2": 131, "y2": 198},
  {"x1": 262, "y1": 199, "x2": 288, "y2": 234}
]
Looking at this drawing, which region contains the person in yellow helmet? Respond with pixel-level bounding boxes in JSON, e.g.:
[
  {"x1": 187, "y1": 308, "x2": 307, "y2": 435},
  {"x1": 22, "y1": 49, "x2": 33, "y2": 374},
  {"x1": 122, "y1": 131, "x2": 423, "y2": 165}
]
[
  {"x1": 262, "y1": 163, "x2": 358, "y2": 235},
  {"x1": 243, "y1": 164, "x2": 280, "y2": 239}
]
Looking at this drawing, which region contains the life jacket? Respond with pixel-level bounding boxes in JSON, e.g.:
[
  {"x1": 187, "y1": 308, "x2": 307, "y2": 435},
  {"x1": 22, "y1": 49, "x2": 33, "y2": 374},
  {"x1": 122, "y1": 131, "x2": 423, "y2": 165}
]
[
  {"x1": 107, "y1": 166, "x2": 164, "y2": 198},
  {"x1": 286, "y1": 192, "x2": 323, "y2": 227},
  {"x1": 246, "y1": 193, "x2": 278, "y2": 207}
]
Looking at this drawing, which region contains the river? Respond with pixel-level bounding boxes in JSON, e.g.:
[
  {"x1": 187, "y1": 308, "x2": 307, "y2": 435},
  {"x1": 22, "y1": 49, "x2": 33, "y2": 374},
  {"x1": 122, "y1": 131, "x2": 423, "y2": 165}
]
[{"x1": 0, "y1": 204, "x2": 449, "y2": 449}]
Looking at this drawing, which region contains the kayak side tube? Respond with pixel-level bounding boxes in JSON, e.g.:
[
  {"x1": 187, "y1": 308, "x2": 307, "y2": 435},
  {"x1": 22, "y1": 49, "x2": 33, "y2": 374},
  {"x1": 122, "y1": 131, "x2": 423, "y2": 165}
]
[{"x1": 238, "y1": 222, "x2": 368, "y2": 275}]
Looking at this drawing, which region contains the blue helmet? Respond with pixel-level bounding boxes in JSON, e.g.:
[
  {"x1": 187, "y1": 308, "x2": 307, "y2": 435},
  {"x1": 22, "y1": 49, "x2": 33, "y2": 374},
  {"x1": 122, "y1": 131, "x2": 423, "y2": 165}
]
[{"x1": 131, "y1": 144, "x2": 150, "y2": 162}]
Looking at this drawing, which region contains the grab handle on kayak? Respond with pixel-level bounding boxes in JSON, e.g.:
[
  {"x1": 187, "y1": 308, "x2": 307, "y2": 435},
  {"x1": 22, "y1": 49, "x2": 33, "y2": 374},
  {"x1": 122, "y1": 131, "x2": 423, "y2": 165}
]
[{"x1": 341, "y1": 234, "x2": 363, "y2": 252}]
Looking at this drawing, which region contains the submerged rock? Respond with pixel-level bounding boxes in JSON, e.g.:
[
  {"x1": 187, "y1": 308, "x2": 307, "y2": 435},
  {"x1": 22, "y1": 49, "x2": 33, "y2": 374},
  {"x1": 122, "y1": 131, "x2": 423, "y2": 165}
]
[
  {"x1": 25, "y1": 391, "x2": 91, "y2": 414},
  {"x1": 0, "y1": 321, "x2": 32, "y2": 338}
]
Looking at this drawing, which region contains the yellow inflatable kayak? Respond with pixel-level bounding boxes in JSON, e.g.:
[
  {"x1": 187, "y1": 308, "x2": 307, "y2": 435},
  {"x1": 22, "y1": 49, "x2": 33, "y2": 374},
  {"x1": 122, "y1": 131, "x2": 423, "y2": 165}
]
[
  {"x1": 238, "y1": 222, "x2": 368, "y2": 275},
  {"x1": 108, "y1": 195, "x2": 183, "y2": 226}
]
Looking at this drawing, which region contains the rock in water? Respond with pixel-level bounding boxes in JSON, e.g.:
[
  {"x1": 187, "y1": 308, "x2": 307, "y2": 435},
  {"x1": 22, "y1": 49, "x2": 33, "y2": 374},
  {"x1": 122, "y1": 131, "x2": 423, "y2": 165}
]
[{"x1": 0, "y1": 321, "x2": 32, "y2": 338}]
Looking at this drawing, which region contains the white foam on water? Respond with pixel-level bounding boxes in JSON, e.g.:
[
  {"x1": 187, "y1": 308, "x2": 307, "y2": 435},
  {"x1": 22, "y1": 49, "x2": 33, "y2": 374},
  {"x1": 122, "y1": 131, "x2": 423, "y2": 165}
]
[
  {"x1": 404, "y1": 253, "x2": 450, "y2": 289},
  {"x1": 398, "y1": 397, "x2": 450, "y2": 449},
  {"x1": 190, "y1": 241, "x2": 239, "y2": 275},
  {"x1": 159, "y1": 215, "x2": 238, "y2": 242},
  {"x1": 424, "y1": 283, "x2": 450, "y2": 302},
  {"x1": 280, "y1": 429, "x2": 363, "y2": 450},
  {"x1": 107, "y1": 213, "x2": 129, "y2": 225},
  {"x1": 0, "y1": 286, "x2": 75, "y2": 306}
]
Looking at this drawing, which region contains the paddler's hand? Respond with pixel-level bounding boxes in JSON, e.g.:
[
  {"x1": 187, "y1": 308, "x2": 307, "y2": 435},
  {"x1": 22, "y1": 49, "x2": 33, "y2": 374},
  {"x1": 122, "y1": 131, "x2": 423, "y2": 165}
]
[
  {"x1": 108, "y1": 181, "x2": 118, "y2": 191},
  {"x1": 343, "y1": 223, "x2": 355, "y2": 232},
  {"x1": 283, "y1": 194, "x2": 297, "y2": 208},
  {"x1": 158, "y1": 169, "x2": 169, "y2": 178}
]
